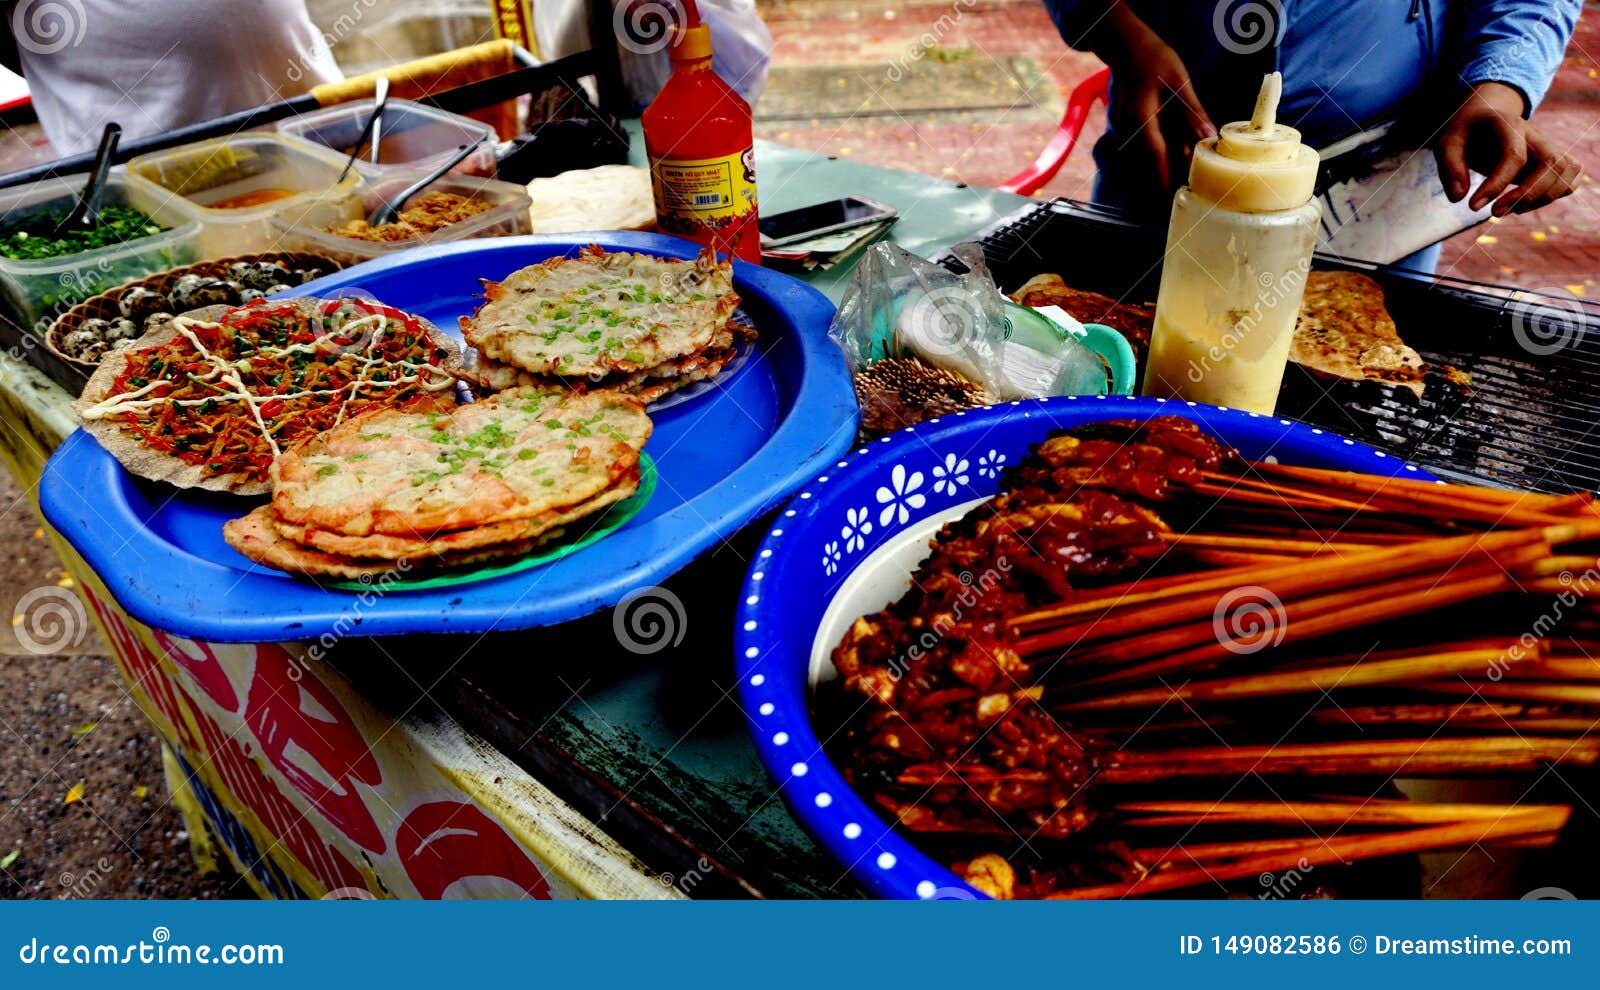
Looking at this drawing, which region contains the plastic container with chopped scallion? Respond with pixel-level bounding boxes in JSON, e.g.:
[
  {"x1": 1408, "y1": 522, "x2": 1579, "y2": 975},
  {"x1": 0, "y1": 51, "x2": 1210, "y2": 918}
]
[
  {"x1": 0, "y1": 205, "x2": 166, "y2": 260},
  {"x1": 0, "y1": 173, "x2": 202, "y2": 333}
]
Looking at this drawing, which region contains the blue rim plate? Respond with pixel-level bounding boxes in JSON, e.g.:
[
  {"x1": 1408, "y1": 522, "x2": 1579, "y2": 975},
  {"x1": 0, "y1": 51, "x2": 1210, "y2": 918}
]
[
  {"x1": 40, "y1": 233, "x2": 859, "y2": 642},
  {"x1": 734, "y1": 395, "x2": 1440, "y2": 900}
]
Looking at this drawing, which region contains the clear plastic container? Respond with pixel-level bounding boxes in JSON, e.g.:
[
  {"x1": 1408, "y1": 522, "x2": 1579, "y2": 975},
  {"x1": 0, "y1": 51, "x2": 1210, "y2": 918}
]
[
  {"x1": 0, "y1": 173, "x2": 201, "y2": 333},
  {"x1": 276, "y1": 99, "x2": 497, "y2": 179},
  {"x1": 269, "y1": 173, "x2": 533, "y2": 266},
  {"x1": 127, "y1": 133, "x2": 360, "y2": 258}
]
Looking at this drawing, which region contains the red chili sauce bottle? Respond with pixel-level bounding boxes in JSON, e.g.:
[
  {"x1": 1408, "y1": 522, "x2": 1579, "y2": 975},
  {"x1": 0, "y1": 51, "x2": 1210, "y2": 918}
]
[{"x1": 641, "y1": 1, "x2": 760, "y2": 263}]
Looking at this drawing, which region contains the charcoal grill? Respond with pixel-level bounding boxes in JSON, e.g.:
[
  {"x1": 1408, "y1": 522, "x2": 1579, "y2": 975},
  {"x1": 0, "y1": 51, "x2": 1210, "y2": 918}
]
[{"x1": 940, "y1": 198, "x2": 1600, "y2": 494}]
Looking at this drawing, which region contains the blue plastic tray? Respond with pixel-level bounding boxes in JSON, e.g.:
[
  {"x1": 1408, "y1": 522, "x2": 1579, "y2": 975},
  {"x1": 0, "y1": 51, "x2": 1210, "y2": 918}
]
[
  {"x1": 41, "y1": 233, "x2": 859, "y2": 642},
  {"x1": 733, "y1": 396, "x2": 1439, "y2": 899}
]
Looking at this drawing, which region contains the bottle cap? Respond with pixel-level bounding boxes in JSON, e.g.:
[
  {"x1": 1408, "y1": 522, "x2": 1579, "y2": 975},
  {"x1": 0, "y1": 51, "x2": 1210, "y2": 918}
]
[
  {"x1": 1187, "y1": 72, "x2": 1319, "y2": 213},
  {"x1": 670, "y1": 23, "x2": 713, "y2": 62}
]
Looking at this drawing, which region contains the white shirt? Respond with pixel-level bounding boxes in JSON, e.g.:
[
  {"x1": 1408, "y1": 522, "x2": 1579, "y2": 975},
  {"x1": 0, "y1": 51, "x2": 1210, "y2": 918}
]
[{"x1": 13, "y1": 0, "x2": 342, "y2": 155}]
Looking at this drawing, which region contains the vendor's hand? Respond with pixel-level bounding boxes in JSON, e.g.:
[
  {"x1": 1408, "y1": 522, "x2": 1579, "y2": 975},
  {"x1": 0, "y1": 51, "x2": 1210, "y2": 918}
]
[
  {"x1": 1088, "y1": 7, "x2": 1215, "y2": 191},
  {"x1": 1435, "y1": 82, "x2": 1583, "y2": 217}
]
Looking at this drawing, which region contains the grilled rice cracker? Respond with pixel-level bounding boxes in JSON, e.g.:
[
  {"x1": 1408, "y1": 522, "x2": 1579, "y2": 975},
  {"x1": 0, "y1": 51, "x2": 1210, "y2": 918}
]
[
  {"x1": 224, "y1": 504, "x2": 567, "y2": 579},
  {"x1": 75, "y1": 298, "x2": 460, "y2": 496},
  {"x1": 273, "y1": 469, "x2": 638, "y2": 560},
  {"x1": 1008, "y1": 274, "x2": 1156, "y2": 353},
  {"x1": 1291, "y1": 270, "x2": 1425, "y2": 399},
  {"x1": 271, "y1": 387, "x2": 650, "y2": 536},
  {"x1": 461, "y1": 245, "x2": 738, "y2": 378}
]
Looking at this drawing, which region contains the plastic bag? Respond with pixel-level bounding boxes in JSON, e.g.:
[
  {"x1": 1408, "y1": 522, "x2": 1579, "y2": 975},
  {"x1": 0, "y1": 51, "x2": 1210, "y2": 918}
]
[
  {"x1": 832, "y1": 241, "x2": 1121, "y2": 402},
  {"x1": 830, "y1": 242, "x2": 1010, "y2": 394},
  {"x1": 615, "y1": 0, "x2": 773, "y2": 112}
]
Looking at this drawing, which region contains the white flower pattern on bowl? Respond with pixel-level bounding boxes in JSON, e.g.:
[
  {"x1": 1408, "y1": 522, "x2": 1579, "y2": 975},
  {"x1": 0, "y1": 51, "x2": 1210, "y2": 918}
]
[
  {"x1": 977, "y1": 449, "x2": 1006, "y2": 479},
  {"x1": 821, "y1": 540, "x2": 841, "y2": 576},
  {"x1": 875, "y1": 464, "x2": 927, "y2": 527},
  {"x1": 841, "y1": 506, "x2": 873, "y2": 554},
  {"x1": 931, "y1": 453, "x2": 970, "y2": 496}
]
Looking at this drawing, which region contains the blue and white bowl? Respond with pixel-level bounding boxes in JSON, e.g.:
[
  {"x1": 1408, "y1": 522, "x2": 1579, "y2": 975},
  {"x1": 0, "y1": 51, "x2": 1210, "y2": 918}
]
[{"x1": 734, "y1": 395, "x2": 1435, "y2": 899}]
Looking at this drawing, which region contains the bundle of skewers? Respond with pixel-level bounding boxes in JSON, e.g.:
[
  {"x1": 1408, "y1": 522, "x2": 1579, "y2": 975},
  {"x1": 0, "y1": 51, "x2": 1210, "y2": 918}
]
[{"x1": 824, "y1": 417, "x2": 1600, "y2": 899}]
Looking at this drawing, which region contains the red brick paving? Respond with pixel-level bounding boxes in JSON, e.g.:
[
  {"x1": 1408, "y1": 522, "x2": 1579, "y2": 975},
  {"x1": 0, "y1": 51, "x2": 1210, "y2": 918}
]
[{"x1": 756, "y1": 0, "x2": 1600, "y2": 291}]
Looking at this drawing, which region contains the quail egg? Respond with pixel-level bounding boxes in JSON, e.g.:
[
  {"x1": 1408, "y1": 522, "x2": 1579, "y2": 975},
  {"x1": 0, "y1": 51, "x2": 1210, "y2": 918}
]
[
  {"x1": 229, "y1": 261, "x2": 292, "y2": 291},
  {"x1": 105, "y1": 318, "x2": 139, "y2": 342},
  {"x1": 117, "y1": 285, "x2": 167, "y2": 322},
  {"x1": 61, "y1": 328, "x2": 99, "y2": 357},
  {"x1": 170, "y1": 277, "x2": 239, "y2": 310}
]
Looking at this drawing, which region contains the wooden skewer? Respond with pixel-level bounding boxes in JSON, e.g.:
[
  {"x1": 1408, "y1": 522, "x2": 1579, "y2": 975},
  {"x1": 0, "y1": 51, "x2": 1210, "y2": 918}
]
[
  {"x1": 1159, "y1": 531, "x2": 1385, "y2": 554},
  {"x1": 1068, "y1": 548, "x2": 1538, "y2": 686},
  {"x1": 1115, "y1": 799, "x2": 1562, "y2": 827},
  {"x1": 1193, "y1": 482, "x2": 1375, "y2": 515},
  {"x1": 1010, "y1": 526, "x2": 1547, "y2": 634},
  {"x1": 1200, "y1": 472, "x2": 1387, "y2": 513},
  {"x1": 1185, "y1": 549, "x2": 1301, "y2": 567},
  {"x1": 1311, "y1": 702, "x2": 1600, "y2": 733},
  {"x1": 1499, "y1": 658, "x2": 1600, "y2": 681},
  {"x1": 1130, "y1": 832, "x2": 1555, "y2": 862},
  {"x1": 1251, "y1": 463, "x2": 1590, "y2": 517},
  {"x1": 1020, "y1": 536, "x2": 1539, "y2": 661},
  {"x1": 1047, "y1": 806, "x2": 1571, "y2": 899},
  {"x1": 1059, "y1": 644, "x2": 1520, "y2": 711},
  {"x1": 1101, "y1": 736, "x2": 1600, "y2": 782},
  {"x1": 1409, "y1": 681, "x2": 1600, "y2": 705}
]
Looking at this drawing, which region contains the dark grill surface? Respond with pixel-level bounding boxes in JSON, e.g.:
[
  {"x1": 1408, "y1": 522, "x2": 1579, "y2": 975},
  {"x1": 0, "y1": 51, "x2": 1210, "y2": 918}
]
[{"x1": 941, "y1": 198, "x2": 1600, "y2": 494}]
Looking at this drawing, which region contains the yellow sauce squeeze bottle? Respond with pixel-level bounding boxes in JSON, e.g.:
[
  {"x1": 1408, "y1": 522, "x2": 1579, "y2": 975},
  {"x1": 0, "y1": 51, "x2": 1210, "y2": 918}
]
[{"x1": 1142, "y1": 72, "x2": 1321, "y2": 414}]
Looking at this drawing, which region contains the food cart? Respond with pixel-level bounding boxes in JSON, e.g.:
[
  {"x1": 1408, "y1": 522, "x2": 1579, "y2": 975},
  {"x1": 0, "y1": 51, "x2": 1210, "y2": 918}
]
[{"x1": 6, "y1": 39, "x2": 1599, "y2": 902}]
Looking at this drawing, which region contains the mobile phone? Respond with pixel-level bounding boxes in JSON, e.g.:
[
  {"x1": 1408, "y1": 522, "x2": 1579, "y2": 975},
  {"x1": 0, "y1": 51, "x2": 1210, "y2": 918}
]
[{"x1": 759, "y1": 196, "x2": 897, "y2": 248}]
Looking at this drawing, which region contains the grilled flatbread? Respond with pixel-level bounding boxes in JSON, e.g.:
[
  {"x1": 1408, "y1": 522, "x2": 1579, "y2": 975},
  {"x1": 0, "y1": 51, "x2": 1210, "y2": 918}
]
[
  {"x1": 271, "y1": 387, "x2": 651, "y2": 536},
  {"x1": 76, "y1": 297, "x2": 460, "y2": 495},
  {"x1": 1291, "y1": 271, "x2": 1425, "y2": 398},
  {"x1": 272, "y1": 472, "x2": 637, "y2": 560},
  {"x1": 461, "y1": 246, "x2": 738, "y2": 379},
  {"x1": 224, "y1": 504, "x2": 568, "y2": 579}
]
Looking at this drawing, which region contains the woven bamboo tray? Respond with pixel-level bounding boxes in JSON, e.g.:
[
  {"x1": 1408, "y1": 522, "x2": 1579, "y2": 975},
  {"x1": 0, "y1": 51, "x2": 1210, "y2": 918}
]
[{"x1": 44, "y1": 251, "x2": 343, "y2": 373}]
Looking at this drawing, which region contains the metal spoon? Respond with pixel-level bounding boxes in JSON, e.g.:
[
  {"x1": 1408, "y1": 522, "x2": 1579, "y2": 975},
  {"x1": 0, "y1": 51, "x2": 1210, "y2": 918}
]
[
  {"x1": 55, "y1": 122, "x2": 121, "y2": 233},
  {"x1": 336, "y1": 76, "x2": 389, "y2": 184},
  {"x1": 365, "y1": 137, "x2": 486, "y2": 227}
]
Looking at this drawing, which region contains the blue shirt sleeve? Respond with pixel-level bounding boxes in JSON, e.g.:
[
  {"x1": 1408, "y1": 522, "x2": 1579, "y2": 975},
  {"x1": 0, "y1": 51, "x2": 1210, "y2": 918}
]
[
  {"x1": 1041, "y1": 0, "x2": 1092, "y2": 48},
  {"x1": 1455, "y1": 0, "x2": 1581, "y2": 115}
]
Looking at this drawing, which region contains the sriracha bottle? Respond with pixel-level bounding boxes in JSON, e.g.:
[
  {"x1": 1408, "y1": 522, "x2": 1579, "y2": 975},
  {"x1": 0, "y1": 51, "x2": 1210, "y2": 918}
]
[{"x1": 642, "y1": 1, "x2": 760, "y2": 263}]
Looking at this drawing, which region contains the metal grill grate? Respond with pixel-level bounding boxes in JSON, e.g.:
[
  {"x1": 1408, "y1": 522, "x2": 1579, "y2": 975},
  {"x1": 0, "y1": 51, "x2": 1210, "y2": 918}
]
[{"x1": 941, "y1": 198, "x2": 1600, "y2": 494}]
